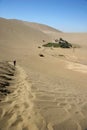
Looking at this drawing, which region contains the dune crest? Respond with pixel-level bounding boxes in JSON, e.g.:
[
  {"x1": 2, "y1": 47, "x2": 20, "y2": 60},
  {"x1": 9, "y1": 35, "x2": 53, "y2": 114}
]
[{"x1": 0, "y1": 62, "x2": 45, "y2": 130}]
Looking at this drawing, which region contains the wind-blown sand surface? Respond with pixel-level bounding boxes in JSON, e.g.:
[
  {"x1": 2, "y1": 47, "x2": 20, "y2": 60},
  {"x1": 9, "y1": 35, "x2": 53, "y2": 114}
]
[{"x1": 0, "y1": 18, "x2": 87, "y2": 130}]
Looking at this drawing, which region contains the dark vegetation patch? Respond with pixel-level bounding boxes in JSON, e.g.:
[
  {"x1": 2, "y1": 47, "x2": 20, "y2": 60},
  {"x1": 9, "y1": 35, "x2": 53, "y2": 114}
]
[
  {"x1": 43, "y1": 38, "x2": 76, "y2": 48},
  {"x1": 43, "y1": 42, "x2": 60, "y2": 48}
]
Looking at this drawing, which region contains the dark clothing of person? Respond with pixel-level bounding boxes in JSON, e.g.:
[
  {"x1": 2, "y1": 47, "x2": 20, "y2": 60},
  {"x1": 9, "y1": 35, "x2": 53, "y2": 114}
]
[{"x1": 14, "y1": 60, "x2": 16, "y2": 66}]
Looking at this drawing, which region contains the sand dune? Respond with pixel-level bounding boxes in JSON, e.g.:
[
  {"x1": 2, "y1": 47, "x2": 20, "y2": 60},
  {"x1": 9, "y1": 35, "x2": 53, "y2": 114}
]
[
  {"x1": 0, "y1": 62, "x2": 39, "y2": 130},
  {"x1": 0, "y1": 18, "x2": 87, "y2": 130},
  {"x1": 1, "y1": 62, "x2": 87, "y2": 130}
]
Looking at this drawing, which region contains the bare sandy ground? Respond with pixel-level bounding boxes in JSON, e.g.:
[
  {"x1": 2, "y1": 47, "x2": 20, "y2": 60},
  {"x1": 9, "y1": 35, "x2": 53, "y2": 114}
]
[{"x1": 0, "y1": 18, "x2": 87, "y2": 130}]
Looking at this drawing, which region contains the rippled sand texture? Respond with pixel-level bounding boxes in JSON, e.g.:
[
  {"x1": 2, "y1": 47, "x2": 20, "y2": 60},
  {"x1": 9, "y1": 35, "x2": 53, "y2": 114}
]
[
  {"x1": 0, "y1": 18, "x2": 87, "y2": 130},
  {"x1": 0, "y1": 61, "x2": 87, "y2": 130},
  {"x1": 0, "y1": 62, "x2": 35, "y2": 130},
  {"x1": 26, "y1": 68, "x2": 87, "y2": 130}
]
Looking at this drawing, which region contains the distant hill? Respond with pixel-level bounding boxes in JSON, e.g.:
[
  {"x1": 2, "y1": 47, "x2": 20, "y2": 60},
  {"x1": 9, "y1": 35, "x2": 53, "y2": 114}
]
[
  {"x1": 8, "y1": 18, "x2": 62, "y2": 33},
  {"x1": 0, "y1": 18, "x2": 51, "y2": 45},
  {"x1": 0, "y1": 17, "x2": 87, "y2": 50},
  {"x1": 22, "y1": 21, "x2": 62, "y2": 33},
  {"x1": 0, "y1": 17, "x2": 62, "y2": 45}
]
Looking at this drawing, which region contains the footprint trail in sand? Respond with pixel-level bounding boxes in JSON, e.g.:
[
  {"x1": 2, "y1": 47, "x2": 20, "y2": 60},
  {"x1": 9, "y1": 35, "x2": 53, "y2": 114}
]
[
  {"x1": 0, "y1": 62, "x2": 45, "y2": 130},
  {"x1": 0, "y1": 62, "x2": 87, "y2": 130}
]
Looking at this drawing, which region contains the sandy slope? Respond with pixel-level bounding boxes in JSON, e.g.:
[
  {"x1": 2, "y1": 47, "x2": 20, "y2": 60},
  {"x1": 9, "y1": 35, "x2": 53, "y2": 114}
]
[
  {"x1": 0, "y1": 18, "x2": 87, "y2": 130},
  {"x1": 0, "y1": 62, "x2": 36, "y2": 130}
]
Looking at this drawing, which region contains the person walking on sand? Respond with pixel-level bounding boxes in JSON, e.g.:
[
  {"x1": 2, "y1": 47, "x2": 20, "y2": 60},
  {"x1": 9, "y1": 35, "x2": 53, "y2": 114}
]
[{"x1": 13, "y1": 60, "x2": 16, "y2": 67}]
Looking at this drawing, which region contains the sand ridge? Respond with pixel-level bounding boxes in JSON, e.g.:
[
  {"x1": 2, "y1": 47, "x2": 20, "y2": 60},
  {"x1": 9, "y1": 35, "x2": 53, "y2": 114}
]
[
  {"x1": 0, "y1": 18, "x2": 87, "y2": 130},
  {"x1": 0, "y1": 62, "x2": 45, "y2": 130},
  {"x1": 1, "y1": 62, "x2": 87, "y2": 130}
]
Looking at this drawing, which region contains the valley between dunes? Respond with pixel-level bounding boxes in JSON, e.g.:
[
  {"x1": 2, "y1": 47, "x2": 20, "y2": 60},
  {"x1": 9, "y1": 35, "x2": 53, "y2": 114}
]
[{"x1": 0, "y1": 18, "x2": 87, "y2": 130}]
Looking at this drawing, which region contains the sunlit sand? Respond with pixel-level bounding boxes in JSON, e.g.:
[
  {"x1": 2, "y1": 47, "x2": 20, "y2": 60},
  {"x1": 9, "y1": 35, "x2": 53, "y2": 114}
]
[{"x1": 0, "y1": 18, "x2": 87, "y2": 130}]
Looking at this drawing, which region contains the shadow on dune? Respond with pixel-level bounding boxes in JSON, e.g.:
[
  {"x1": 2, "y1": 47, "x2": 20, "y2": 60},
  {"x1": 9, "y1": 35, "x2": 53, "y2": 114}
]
[{"x1": 0, "y1": 61, "x2": 15, "y2": 96}]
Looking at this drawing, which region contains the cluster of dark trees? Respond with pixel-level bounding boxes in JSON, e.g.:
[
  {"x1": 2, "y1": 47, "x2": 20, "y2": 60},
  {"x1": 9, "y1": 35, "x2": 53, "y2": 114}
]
[
  {"x1": 43, "y1": 38, "x2": 72, "y2": 48},
  {"x1": 55, "y1": 38, "x2": 72, "y2": 48}
]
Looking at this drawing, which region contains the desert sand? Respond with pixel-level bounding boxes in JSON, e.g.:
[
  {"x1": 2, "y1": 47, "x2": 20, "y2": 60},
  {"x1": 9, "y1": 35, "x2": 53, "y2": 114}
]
[{"x1": 0, "y1": 17, "x2": 87, "y2": 130}]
